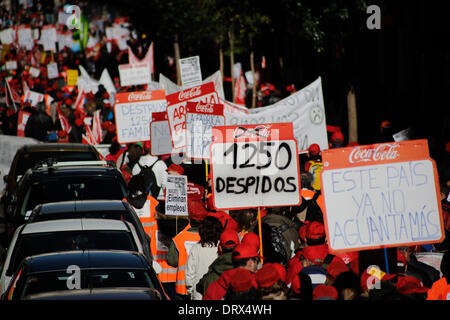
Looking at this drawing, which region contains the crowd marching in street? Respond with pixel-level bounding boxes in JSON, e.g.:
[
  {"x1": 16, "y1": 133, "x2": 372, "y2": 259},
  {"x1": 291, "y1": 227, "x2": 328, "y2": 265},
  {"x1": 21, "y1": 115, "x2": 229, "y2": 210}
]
[{"x1": 0, "y1": 0, "x2": 449, "y2": 302}]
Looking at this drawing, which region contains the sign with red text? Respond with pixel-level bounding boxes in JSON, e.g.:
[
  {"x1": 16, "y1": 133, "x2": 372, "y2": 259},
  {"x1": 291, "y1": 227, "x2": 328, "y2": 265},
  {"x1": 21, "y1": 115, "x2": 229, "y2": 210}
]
[
  {"x1": 210, "y1": 123, "x2": 301, "y2": 210},
  {"x1": 320, "y1": 139, "x2": 445, "y2": 254},
  {"x1": 185, "y1": 102, "x2": 225, "y2": 159},
  {"x1": 114, "y1": 90, "x2": 167, "y2": 144},
  {"x1": 150, "y1": 111, "x2": 174, "y2": 156},
  {"x1": 166, "y1": 82, "x2": 219, "y2": 151},
  {"x1": 118, "y1": 63, "x2": 151, "y2": 87}
]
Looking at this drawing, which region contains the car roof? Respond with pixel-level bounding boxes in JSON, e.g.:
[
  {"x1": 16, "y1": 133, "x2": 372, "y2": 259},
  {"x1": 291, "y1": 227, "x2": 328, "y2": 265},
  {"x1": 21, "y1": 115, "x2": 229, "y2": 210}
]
[
  {"x1": 18, "y1": 143, "x2": 98, "y2": 153},
  {"x1": 21, "y1": 218, "x2": 130, "y2": 234},
  {"x1": 22, "y1": 165, "x2": 124, "y2": 183},
  {"x1": 25, "y1": 288, "x2": 162, "y2": 300},
  {"x1": 25, "y1": 250, "x2": 149, "y2": 274},
  {"x1": 37, "y1": 200, "x2": 127, "y2": 214}
]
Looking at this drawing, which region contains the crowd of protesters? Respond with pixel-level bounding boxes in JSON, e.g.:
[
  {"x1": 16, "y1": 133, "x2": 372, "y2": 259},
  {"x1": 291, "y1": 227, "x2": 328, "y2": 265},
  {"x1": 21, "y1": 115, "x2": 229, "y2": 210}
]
[{"x1": 1, "y1": 0, "x2": 450, "y2": 302}]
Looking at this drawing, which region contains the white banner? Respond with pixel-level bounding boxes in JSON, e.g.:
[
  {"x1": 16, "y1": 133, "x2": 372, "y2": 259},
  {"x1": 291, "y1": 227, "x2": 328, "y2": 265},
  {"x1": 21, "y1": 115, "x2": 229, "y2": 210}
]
[
  {"x1": 47, "y1": 63, "x2": 59, "y2": 79},
  {"x1": 165, "y1": 175, "x2": 188, "y2": 216},
  {"x1": 224, "y1": 77, "x2": 328, "y2": 152},
  {"x1": 118, "y1": 63, "x2": 151, "y2": 87}
]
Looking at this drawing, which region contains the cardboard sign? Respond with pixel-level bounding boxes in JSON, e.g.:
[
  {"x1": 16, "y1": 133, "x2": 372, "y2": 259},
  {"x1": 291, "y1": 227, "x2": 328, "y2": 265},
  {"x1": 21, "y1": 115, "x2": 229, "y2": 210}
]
[
  {"x1": 47, "y1": 62, "x2": 59, "y2": 79},
  {"x1": 185, "y1": 102, "x2": 225, "y2": 159},
  {"x1": 118, "y1": 63, "x2": 151, "y2": 87},
  {"x1": 17, "y1": 111, "x2": 31, "y2": 137},
  {"x1": 320, "y1": 139, "x2": 445, "y2": 254},
  {"x1": 23, "y1": 90, "x2": 45, "y2": 106},
  {"x1": 150, "y1": 112, "x2": 173, "y2": 156},
  {"x1": 224, "y1": 77, "x2": 328, "y2": 153},
  {"x1": 114, "y1": 90, "x2": 167, "y2": 144},
  {"x1": 179, "y1": 55, "x2": 202, "y2": 89},
  {"x1": 166, "y1": 82, "x2": 219, "y2": 151},
  {"x1": 17, "y1": 25, "x2": 33, "y2": 50},
  {"x1": 210, "y1": 123, "x2": 301, "y2": 210},
  {"x1": 165, "y1": 175, "x2": 188, "y2": 216},
  {"x1": 67, "y1": 69, "x2": 78, "y2": 86},
  {"x1": 0, "y1": 28, "x2": 15, "y2": 44}
]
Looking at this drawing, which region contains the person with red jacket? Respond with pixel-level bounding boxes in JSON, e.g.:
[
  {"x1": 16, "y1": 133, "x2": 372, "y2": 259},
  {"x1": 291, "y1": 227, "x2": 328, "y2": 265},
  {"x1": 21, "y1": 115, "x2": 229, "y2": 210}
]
[
  {"x1": 287, "y1": 221, "x2": 348, "y2": 286},
  {"x1": 203, "y1": 243, "x2": 259, "y2": 300}
]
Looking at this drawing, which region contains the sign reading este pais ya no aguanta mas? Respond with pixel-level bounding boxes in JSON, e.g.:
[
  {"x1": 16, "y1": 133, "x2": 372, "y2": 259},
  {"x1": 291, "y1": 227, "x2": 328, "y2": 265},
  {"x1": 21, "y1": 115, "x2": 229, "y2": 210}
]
[{"x1": 320, "y1": 139, "x2": 445, "y2": 254}]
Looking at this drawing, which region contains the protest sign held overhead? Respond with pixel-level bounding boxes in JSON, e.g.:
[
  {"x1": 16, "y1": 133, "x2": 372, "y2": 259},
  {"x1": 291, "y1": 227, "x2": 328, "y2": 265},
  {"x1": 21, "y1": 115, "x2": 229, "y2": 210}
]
[
  {"x1": 179, "y1": 55, "x2": 202, "y2": 89},
  {"x1": 118, "y1": 63, "x2": 151, "y2": 87},
  {"x1": 210, "y1": 123, "x2": 301, "y2": 210},
  {"x1": 320, "y1": 139, "x2": 445, "y2": 254},
  {"x1": 165, "y1": 175, "x2": 188, "y2": 216},
  {"x1": 47, "y1": 62, "x2": 59, "y2": 79},
  {"x1": 114, "y1": 90, "x2": 167, "y2": 144},
  {"x1": 150, "y1": 111, "x2": 174, "y2": 156},
  {"x1": 67, "y1": 69, "x2": 78, "y2": 86},
  {"x1": 185, "y1": 102, "x2": 225, "y2": 160},
  {"x1": 224, "y1": 77, "x2": 328, "y2": 153},
  {"x1": 166, "y1": 82, "x2": 219, "y2": 151}
]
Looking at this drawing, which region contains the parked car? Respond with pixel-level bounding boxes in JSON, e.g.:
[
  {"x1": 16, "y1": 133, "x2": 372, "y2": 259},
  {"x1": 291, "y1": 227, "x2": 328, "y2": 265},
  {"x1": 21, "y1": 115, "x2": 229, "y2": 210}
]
[
  {"x1": 0, "y1": 218, "x2": 143, "y2": 295},
  {"x1": 2, "y1": 250, "x2": 168, "y2": 300},
  {"x1": 24, "y1": 288, "x2": 164, "y2": 300},
  {"x1": 1, "y1": 143, "x2": 102, "y2": 212},
  {"x1": 27, "y1": 200, "x2": 153, "y2": 260},
  {"x1": 3, "y1": 161, "x2": 128, "y2": 244}
]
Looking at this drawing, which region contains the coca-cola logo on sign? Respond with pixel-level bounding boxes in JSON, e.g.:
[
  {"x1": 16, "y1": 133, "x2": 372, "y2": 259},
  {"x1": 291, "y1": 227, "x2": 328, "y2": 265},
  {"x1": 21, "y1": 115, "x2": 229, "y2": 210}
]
[
  {"x1": 128, "y1": 91, "x2": 153, "y2": 102},
  {"x1": 349, "y1": 143, "x2": 400, "y2": 164},
  {"x1": 233, "y1": 125, "x2": 272, "y2": 140},
  {"x1": 195, "y1": 103, "x2": 214, "y2": 113},
  {"x1": 178, "y1": 86, "x2": 202, "y2": 101}
]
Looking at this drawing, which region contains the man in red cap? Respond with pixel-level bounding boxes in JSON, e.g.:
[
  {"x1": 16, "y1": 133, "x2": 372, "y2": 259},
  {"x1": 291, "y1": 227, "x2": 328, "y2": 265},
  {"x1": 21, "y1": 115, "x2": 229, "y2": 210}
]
[
  {"x1": 287, "y1": 221, "x2": 347, "y2": 287},
  {"x1": 255, "y1": 263, "x2": 288, "y2": 300},
  {"x1": 166, "y1": 163, "x2": 184, "y2": 175},
  {"x1": 304, "y1": 143, "x2": 323, "y2": 191},
  {"x1": 196, "y1": 228, "x2": 241, "y2": 297},
  {"x1": 203, "y1": 243, "x2": 260, "y2": 300},
  {"x1": 330, "y1": 131, "x2": 345, "y2": 148},
  {"x1": 224, "y1": 268, "x2": 259, "y2": 300}
]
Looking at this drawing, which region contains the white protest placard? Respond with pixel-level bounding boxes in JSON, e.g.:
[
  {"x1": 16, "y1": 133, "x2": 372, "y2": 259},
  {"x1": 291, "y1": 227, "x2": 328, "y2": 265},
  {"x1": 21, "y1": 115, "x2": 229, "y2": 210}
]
[
  {"x1": 224, "y1": 77, "x2": 328, "y2": 153},
  {"x1": 165, "y1": 175, "x2": 188, "y2": 216},
  {"x1": 47, "y1": 62, "x2": 59, "y2": 79},
  {"x1": 5, "y1": 60, "x2": 17, "y2": 70},
  {"x1": 23, "y1": 90, "x2": 45, "y2": 106},
  {"x1": 166, "y1": 82, "x2": 219, "y2": 151},
  {"x1": 210, "y1": 123, "x2": 302, "y2": 210},
  {"x1": 150, "y1": 112, "x2": 174, "y2": 156},
  {"x1": 40, "y1": 25, "x2": 57, "y2": 52},
  {"x1": 114, "y1": 90, "x2": 167, "y2": 144},
  {"x1": 17, "y1": 25, "x2": 33, "y2": 50},
  {"x1": 179, "y1": 55, "x2": 202, "y2": 89},
  {"x1": 29, "y1": 66, "x2": 40, "y2": 78},
  {"x1": 185, "y1": 102, "x2": 225, "y2": 160},
  {"x1": 0, "y1": 28, "x2": 15, "y2": 44},
  {"x1": 118, "y1": 63, "x2": 151, "y2": 87},
  {"x1": 320, "y1": 139, "x2": 445, "y2": 254}
]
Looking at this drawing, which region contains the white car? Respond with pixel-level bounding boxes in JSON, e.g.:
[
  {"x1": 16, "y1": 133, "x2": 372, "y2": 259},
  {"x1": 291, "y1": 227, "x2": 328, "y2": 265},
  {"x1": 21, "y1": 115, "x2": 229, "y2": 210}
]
[{"x1": 0, "y1": 218, "x2": 145, "y2": 295}]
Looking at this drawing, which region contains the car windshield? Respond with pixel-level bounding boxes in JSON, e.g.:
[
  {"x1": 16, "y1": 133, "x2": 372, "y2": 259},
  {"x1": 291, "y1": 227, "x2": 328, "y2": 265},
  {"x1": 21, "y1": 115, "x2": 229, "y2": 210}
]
[
  {"x1": 7, "y1": 230, "x2": 137, "y2": 276},
  {"x1": 31, "y1": 211, "x2": 132, "y2": 224},
  {"x1": 15, "y1": 151, "x2": 98, "y2": 181},
  {"x1": 21, "y1": 177, "x2": 127, "y2": 216},
  {"x1": 21, "y1": 269, "x2": 156, "y2": 299}
]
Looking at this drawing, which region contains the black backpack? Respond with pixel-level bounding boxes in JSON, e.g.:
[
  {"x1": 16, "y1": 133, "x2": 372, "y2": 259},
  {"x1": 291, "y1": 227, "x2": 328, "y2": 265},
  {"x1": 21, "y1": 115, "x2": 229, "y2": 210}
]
[
  {"x1": 270, "y1": 224, "x2": 292, "y2": 266},
  {"x1": 136, "y1": 160, "x2": 160, "y2": 198},
  {"x1": 295, "y1": 191, "x2": 323, "y2": 223}
]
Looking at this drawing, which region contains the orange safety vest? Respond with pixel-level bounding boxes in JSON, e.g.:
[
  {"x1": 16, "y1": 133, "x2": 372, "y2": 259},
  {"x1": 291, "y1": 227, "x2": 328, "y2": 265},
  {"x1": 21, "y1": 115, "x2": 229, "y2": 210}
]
[
  {"x1": 427, "y1": 277, "x2": 450, "y2": 300},
  {"x1": 300, "y1": 189, "x2": 325, "y2": 216},
  {"x1": 173, "y1": 224, "x2": 200, "y2": 295},
  {"x1": 128, "y1": 196, "x2": 177, "y2": 283}
]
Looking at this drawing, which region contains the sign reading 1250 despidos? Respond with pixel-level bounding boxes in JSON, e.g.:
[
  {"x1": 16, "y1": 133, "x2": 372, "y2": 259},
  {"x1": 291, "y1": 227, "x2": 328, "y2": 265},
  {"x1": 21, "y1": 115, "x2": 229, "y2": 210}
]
[{"x1": 210, "y1": 123, "x2": 301, "y2": 210}]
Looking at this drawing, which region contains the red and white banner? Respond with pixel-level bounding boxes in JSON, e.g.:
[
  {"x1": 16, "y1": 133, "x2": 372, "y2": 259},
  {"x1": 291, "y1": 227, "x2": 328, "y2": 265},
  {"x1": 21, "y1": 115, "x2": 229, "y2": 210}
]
[
  {"x1": 128, "y1": 42, "x2": 154, "y2": 74},
  {"x1": 166, "y1": 82, "x2": 219, "y2": 151},
  {"x1": 92, "y1": 109, "x2": 103, "y2": 144},
  {"x1": 210, "y1": 123, "x2": 301, "y2": 210},
  {"x1": 185, "y1": 102, "x2": 225, "y2": 159},
  {"x1": 320, "y1": 139, "x2": 445, "y2": 254},
  {"x1": 234, "y1": 71, "x2": 246, "y2": 105},
  {"x1": 114, "y1": 90, "x2": 167, "y2": 144},
  {"x1": 17, "y1": 111, "x2": 31, "y2": 137}
]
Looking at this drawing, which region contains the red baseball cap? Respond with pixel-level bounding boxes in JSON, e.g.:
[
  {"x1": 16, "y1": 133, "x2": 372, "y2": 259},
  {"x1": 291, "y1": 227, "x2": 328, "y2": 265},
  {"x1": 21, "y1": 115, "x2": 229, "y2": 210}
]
[
  {"x1": 326, "y1": 260, "x2": 349, "y2": 281},
  {"x1": 331, "y1": 131, "x2": 344, "y2": 143},
  {"x1": 305, "y1": 221, "x2": 326, "y2": 240},
  {"x1": 166, "y1": 163, "x2": 184, "y2": 175},
  {"x1": 308, "y1": 143, "x2": 321, "y2": 156},
  {"x1": 313, "y1": 284, "x2": 338, "y2": 300},
  {"x1": 219, "y1": 229, "x2": 240, "y2": 249},
  {"x1": 230, "y1": 269, "x2": 254, "y2": 292},
  {"x1": 232, "y1": 243, "x2": 260, "y2": 260},
  {"x1": 255, "y1": 264, "x2": 282, "y2": 288},
  {"x1": 395, "y1": 275, "x2": 428, "y2": 296},
  {"x1": 187, "y1": 199, "x2": 208, "y2": 221},
  {"x1": 241, "y1": 232, "x2": 260, "y2": 252},
  {"x1": 265, "y1": 263, "x2": 286, "y2": 283}
]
